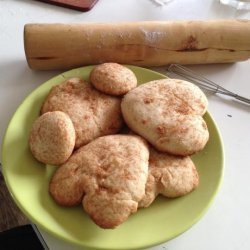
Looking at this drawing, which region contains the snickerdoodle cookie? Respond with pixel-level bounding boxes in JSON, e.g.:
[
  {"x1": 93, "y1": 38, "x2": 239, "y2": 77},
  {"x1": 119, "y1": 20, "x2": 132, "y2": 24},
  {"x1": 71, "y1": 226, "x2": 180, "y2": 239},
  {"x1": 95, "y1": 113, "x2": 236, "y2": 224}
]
[
  {"x1": 29, "y1": 111, "x2": 75, "y2": 165},
  {"x1": 49, "y1": 134, "x2": 149, "y2": 229},
  {"x1": 121, "y1": 78, "x2": 209, "y2": 156},
  {"x1": 41, "y1": 77, "x2": 123, "y2": 148},
  {"x1": 90, "y1": 63, "x2": 137, "y2": 96},
  {"x1": 139, "y1": 147, "x2": 199, "y2": 208}
]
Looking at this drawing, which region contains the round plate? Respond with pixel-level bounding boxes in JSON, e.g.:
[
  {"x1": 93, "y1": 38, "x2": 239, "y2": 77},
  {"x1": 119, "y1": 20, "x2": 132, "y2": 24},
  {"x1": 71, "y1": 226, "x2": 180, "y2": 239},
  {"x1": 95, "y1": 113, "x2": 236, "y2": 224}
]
[{"x1": 2, "y1": 66, "x2": 224, "y2": 250}]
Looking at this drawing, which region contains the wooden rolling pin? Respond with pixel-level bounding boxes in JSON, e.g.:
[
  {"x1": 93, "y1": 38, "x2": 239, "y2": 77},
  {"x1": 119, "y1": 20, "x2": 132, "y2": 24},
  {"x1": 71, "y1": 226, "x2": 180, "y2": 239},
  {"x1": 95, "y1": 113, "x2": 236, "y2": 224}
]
[{"x1": 24, "y1": 20, "x2": 250, "y2": 70}]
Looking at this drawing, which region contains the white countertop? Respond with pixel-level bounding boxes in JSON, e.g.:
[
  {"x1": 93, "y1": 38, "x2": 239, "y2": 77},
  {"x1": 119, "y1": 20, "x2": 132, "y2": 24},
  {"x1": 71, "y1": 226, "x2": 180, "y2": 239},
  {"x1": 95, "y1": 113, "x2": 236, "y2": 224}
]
[{"x1": 1, "y1": 1, "x2": 250, "y2": 249}]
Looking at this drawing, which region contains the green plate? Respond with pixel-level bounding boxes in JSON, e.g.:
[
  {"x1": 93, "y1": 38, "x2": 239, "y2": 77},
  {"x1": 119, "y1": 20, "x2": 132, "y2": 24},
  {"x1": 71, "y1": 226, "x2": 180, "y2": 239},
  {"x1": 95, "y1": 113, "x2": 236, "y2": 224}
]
[{"x1": 2, "y1": 66, "x2": 224, "y2": 250}]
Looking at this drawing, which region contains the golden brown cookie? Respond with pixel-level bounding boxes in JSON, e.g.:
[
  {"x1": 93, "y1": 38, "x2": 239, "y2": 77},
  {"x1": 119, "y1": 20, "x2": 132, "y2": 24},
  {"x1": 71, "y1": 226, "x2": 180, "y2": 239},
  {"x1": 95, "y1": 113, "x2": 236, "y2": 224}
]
[
  {"x1": 139, "y1": 148, "x2": 199, "y2": 208},
  {"x1": 49, "y1": 134, "x2": 149, "y2": 229},
  {"x1": 29, "y1": 111, "x2": 75, "y2": 165},
  {"x1": 90, "y1": 63, "x2": 137, "y2": 96},
  {"x1": 41, "y1": 77, "x2": 123, "y2": 149},
  {"x1": 121, "y1": 78, "x2": 209, "y2": 156}
]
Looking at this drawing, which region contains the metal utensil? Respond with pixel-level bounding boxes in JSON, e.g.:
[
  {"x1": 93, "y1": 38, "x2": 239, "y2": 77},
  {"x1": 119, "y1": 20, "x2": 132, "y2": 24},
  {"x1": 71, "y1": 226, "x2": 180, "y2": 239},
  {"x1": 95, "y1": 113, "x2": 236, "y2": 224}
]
[{"x1": 167, "y1": 64, "x2": 250, "y2": 105}]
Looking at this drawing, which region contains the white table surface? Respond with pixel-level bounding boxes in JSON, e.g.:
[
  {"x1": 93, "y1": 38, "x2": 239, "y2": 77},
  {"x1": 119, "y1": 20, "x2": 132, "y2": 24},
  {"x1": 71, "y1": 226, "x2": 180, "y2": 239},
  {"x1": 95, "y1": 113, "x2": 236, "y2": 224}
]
[{"x1": 1, "y1": 0, "x2": 250, "y2": 249}]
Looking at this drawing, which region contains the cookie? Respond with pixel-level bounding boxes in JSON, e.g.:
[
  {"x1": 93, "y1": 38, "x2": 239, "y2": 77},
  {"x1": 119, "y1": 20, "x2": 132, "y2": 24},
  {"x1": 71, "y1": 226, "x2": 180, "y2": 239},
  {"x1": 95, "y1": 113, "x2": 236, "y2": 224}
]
[
  {"x1": 139, "y1": 148, "x2": 199, "y2": 208},
  {"x1": 121, "y1": 78, "x2": 209, "y2": 156},
  {"x1": 90, "y1": 63, "x2": 137, "y2": 96},
  {"x1": 41, "y1": 77, "x2": 123, "y2": 148},
  {"x1": 29, "y1": 111, "x2": 75, "y2": 165},
  {"x1": 49, "y1": 134, "x2": 149, "y2": 229}
]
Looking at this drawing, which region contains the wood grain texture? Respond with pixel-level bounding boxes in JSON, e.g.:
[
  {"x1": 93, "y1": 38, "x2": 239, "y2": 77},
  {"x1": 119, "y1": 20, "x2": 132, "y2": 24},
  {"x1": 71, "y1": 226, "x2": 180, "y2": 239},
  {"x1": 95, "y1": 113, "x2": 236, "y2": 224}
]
[
  {"x1": 0, "y1": 172, "x2": 29, "y2": 232},
  {"x1": 24, "y1": 20, "x2": 250, "y2": 70}
]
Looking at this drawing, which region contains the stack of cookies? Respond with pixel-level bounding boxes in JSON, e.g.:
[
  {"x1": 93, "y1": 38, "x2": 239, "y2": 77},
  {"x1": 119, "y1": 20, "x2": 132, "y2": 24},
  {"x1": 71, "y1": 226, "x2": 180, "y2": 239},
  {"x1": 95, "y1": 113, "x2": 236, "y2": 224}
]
[{"x1": 28, "y1": 63, "x2": 209, "y2": 229}]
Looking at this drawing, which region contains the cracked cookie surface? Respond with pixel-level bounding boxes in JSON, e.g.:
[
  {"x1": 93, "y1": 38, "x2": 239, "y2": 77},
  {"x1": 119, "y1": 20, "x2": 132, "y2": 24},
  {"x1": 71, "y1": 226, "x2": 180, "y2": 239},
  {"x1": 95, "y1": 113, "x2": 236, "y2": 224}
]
[
  {"x1": 29, "y1": 111, "x2": 75, "y2": 165},
  {"x1": 49, "y1": 134, "x2": 149, "y2": 229},
  {"x1": 41, "y1": 77, "x2": 123, "y2": 149},
  {"x1": 139, "y1": 147, "x2": 199, "y2": 208},
  {"x1": 90, "y1": 63, "x2": 137, "y2": 96}
]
